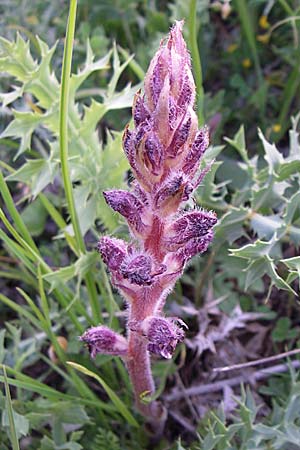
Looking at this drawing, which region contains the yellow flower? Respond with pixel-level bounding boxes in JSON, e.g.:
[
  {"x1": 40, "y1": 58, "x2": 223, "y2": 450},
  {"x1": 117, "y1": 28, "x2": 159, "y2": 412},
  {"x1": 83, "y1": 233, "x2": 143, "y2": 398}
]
[
  {"x1": 242, "y1": 58, "x2": 251, "y2": 68},
  {"x1": 227, "y1": 43, "x2": 238, "y2": 53},
  {"x1": 272, "y1": 124, "x2": 281, "y2": 133},
  {"x1": 259, "y1": 15, "x2": 270, "y2": 29},
  {"x1": 257, "y1": 34, "x2": 270, "y2": 44}
]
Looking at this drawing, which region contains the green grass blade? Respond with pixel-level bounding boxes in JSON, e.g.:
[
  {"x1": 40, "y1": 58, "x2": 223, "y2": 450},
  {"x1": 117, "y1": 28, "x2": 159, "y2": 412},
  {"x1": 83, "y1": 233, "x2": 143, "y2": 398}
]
[
  {"x1": 189, "y1": 0, "x2": 204, "y2": 125},
  {"x1": 38, "y1": 193, "x2": 78, "y2": 255},
  {"x1": 67, "y1": 361, "x2": 139, "y2": 427},
  {"x1": 2, "y1": 366, "x2": 20, "y2": 450},
  {"x1": 59, "y1": 0, "x2": 101, "y2": 323},
  {"x1": 234, "y1": 0, "x2": 263, "y2": 84},
  {"x1": 0, "y1": 293, "x2": 42, "y2": 330},
  {"x1": 0, "y1": 170, "x2": 37, "y2": 252},
  {"x1": 0, "y1": 365, "x2": 113, "y2": 411}
]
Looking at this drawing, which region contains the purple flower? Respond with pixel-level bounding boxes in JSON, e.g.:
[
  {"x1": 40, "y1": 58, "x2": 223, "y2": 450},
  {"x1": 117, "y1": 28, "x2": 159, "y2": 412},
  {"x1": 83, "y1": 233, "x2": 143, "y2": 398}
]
[
  {"x1": 97, "y1": 237, "x2": 127, "y2": 271},
  {"x1": 141, "y1": 317, "x2": 187, "y2": 359},
  {"x1": 80, "y1": 326, "x2": 128, "y2": 358}
]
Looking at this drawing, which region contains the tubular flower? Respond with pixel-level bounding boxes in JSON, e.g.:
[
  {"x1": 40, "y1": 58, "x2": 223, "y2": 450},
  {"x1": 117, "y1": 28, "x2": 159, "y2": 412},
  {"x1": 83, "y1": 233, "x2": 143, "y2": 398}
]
[{"x1": 81, "y1": 21, "x2": 217, "y2": 424}]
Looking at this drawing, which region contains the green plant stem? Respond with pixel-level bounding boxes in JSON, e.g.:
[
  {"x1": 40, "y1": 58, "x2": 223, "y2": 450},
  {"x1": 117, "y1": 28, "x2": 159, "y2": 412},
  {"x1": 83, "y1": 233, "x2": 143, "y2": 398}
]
[
  {"x1": 59, "y1": 0, "x2": 82, "y2": 252},
  {"x1": 189, "y1": 0, "x2": 205, "y2": 126},
  {"x1": 278, "y1": 0, "x2": 294, "y2": 15},
  {"x1": 59, "y1": 0, "x2": 101, "y2": 323},
  {"x1": 2, "y1": 366, "x2": 20, "y2": 450}
]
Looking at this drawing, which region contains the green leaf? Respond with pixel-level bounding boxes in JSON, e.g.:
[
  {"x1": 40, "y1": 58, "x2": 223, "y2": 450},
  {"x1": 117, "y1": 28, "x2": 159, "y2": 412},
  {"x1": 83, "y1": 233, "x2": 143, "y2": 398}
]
[
  {"x1": 0, "y1": 85, "x2": 24, "y2": 107},
  {"x1": 21, "y1": 197, "x2": 48, "y2": 236},
  {"x1": 281, "y1": 257, "x2": 300, "y2": 286},
  {"x1": 266, "y1": 258, "x2": 297, "y2": 295},
  {"x1": 258, "y1": 128, "x2": 283, "y2": 175},
  {"x1": 7, "y1": 158, "x2": 58, "y2": 197},
  {"x1": 1, "y1": 366, "x2": 21, "y2": 449},
  {"x1": 244, "y1": 257, "x2": 267, "y2": 291},
  {"x1": 0, "y1": 33, "x2": 36, "y2": 80},
  {"x1": 215, "y1": 207, "x2": 249, "y2": 243},
  {"x1": 250, "y1": 213, "x2": 282, "y2": 239},
  {"x1": 230, "y1": 238, "x2": 275, "y2": 259},
  {"x1": 0, "y1": 111, "x2": 43, "y2": 158},
  {"x1": 69, "y1": 42, "x2": 111, "y2": 98},
  {"x1": 224, "y1": 125, "x2": 248, "y2": 162},
  {"x1": 67, "y1": 361, "x2": 139, "y2": 427},
  {"x1": 271, "y1": 317, "x2": 294, "y2": 343}
]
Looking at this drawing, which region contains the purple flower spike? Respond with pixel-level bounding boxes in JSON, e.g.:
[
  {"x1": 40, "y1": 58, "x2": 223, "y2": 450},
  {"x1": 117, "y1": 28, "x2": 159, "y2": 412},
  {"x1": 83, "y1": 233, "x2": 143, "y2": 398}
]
[
  {"x1": 80, "y1": 326, "x2": 128, "y2": 358},
  {"x1": 82, "y1": 22, "x2": 217, "y2": 422},
  {"x1": 141, "y1": 317, "x2": 186, "y2": 359}
]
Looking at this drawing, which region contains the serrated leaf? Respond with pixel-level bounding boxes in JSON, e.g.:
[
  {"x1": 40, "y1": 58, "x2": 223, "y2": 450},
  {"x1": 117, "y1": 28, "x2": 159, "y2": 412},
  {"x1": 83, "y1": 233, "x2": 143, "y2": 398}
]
[
  {"x1": 1, "y1": 111, "x2": 43, "y2": 158},
  {"x1": 80, "y1": 100, "x2": 108, "y2": 138},
  {"x1": 258, "y1": 128, "x2": 283, "y2": 175},
  {"x1": 283, "y1": 191, "x2": 300, "y2": 225},
  {"x1": 266, "y1": 257, "x2": 297, "y2": 295},
  {"x1": 281, "y1": 257, "x2": 300, "y2": 286},
  {"x1": 224, "y1": 125, "x2": 248, "y2": 162},
  {"x1": 230, "y1": 238, "x2": 276, "y2": 259},
  {"x1": 244, "y1": 257, "x2": 267, "y2": 290},
  {"x1": 0, "y1": 33, "x2": 36, "y2": 80},
  {"x1": 290, "y1": 112, "x2": 300, "y2": 157},
  {"x1": 276, "y1": 160, "x2": 300, "y2": 181},
  {"x1": 69, "y1": 43, "x2": 111, "y2": 98},
  {"x1": 250, "y1": 213, "x2": 282, "y2": 239},
  {"x1": 215, "y1": 207, "x2": 249, "y2": 243},
  {"x1": 26, "y1": 37, "x2": 59, "y2": 108},
  {"x1": 104, "y1": 82, "x2": 141, "y2": 110},
  {"x1": 7, "y1": 158, "x2": 57, "y2": 196},
  {"x1": 0, "y1": 85, "x2": 24, "y2": 107}
]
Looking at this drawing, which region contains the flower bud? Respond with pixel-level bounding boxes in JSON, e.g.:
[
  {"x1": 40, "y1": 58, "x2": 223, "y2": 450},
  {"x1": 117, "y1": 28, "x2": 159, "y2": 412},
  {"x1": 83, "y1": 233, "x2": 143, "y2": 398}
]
[
  {"x1": 97, "y1": 237, "x2": 127, "y2": 271},
  {"x1": 179, "y1": 230, "x2": 214, "y2": 262},
  {"x1": 103, "y1": 190, "x2": 146, "y2": 234},
  {"x1": 154, "y1": 173, "x2": 193, "y2": 215},
  {"x1": 166, "y1": 115, "x2": 192, "y2": 159},
  {"x1": 141, "y1": 317, "x2": 186, "y2": 359},
  {"x1": 182, "y1": 126, "x2": 209, "y2": 176},
  {"x1": 80, "y1": 326, "x2": 128, "y2": 358},
  {"x1": 165, "y1": 210, "x2": 217, "y2": 250},
  {"x1": 120, "y1": 254, "x2": 153, "y2": 286},
  {"x1": 133, "y1": 90, "x2": 150, "y2": 127}
]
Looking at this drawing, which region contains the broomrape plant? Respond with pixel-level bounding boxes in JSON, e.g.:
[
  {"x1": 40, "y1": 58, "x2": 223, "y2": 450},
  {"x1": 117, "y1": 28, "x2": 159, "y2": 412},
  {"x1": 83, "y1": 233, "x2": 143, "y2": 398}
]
[{"x1": 80, "y1": 21, "x2": 217, "y2": 425}]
